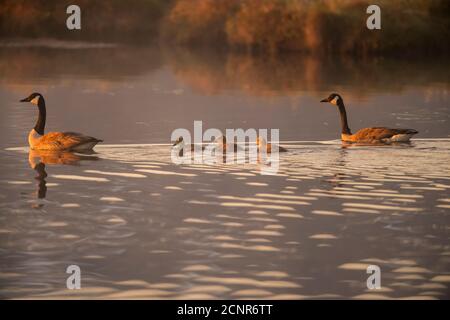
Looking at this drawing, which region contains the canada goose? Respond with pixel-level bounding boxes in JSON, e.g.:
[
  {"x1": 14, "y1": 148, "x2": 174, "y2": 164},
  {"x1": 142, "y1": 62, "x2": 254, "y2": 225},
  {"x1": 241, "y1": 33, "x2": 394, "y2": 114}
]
[
  {"x1": 172, "y1": 136, "x2": 203, "y2": 157},
  {"x1": 172, "y1": 136, "x2": 241, "y2": 156},
  {"x1": 20, "y1": 93, "x2": 102, "y2": 151},
  {"x1": 172, "y1": 136, "x2": 209, "y2": 150},
  {"x1": 214, "y1": 136, "x2": 241, "y2": 153},
  {"x1": 172, "y1": 136, "x2": 190, "y2": 149},
  {"x1": 256, "y1": 137, "x2": 287, "y2": 153},
  {"x1": 320, "y1": 93, "x2": 418, "y2": 143}
]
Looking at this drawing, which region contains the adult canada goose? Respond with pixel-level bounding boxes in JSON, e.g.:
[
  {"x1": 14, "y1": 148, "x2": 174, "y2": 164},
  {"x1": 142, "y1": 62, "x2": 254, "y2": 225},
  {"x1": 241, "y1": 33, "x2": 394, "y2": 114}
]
[
  {"x1": 320, "y1": 93, "x2": 418, "y2": 143},
  {"x1": 20, "y1": 93, "x2": 102, "y2": 151},
  {"x1": 256, "y1": 137, "x2": 287, "y2": 153}
]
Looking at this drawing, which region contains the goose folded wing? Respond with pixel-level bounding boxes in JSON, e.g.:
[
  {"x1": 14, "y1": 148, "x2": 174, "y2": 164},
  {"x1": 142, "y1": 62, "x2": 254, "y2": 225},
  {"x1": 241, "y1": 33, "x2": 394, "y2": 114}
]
[
  {"x1": 353, "y1": 127, "x2": 417, "y2": 141},
  {"x1": 39, "y1": 132, "x2": 100, "y2": 150}
]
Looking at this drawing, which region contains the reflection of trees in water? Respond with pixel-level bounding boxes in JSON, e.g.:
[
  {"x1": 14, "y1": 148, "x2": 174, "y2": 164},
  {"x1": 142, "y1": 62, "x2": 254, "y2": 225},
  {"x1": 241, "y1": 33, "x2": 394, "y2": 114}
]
[
  {"x1": 1, "y1": 44, "x2": 448, "y2": 98},
  {"x1": 164, "y1": 47, "x2": 450, "y2": 97},
  {"x1": 0, "y1": 45, "x2": 162, "y2": 85}
]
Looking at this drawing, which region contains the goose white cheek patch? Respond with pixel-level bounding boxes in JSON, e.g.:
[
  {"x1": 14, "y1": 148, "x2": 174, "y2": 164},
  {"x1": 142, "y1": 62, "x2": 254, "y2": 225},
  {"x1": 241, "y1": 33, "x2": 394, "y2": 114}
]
[
  {"x1": 330, "y1": 96, "x2": 339, "y2": 105},
  {"x1": 30, "y1": 96, "x2": 40, "y2": 105}
]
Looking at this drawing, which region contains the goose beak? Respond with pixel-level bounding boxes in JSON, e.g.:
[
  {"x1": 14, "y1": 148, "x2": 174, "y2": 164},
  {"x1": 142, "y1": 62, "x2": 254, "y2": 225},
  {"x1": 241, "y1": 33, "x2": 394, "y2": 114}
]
[
  {"x1": 20, "y1": 97, "x2": 29, "y2": 102},
  {"x1": 320, "y1": 98, "x2": 329, "y2": 103}
]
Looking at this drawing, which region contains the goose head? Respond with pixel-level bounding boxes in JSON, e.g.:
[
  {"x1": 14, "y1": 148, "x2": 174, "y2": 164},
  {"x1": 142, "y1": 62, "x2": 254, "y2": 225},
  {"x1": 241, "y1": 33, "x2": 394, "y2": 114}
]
[
  {"x1": 173, "y1": 136, "x2": 184, "y2": 147},
  {"x1": 214, "y1": 135, "x2": 227, "y2": 146},
  {"x1": 20, "y1": 92, "x2": 44, "y2": 106},
  {"x1": 320, "y1": 93, "x2": 343, "y2": 106},
  {"x1": 256, "y1": 137, "x2": 267, "y2": 149}
]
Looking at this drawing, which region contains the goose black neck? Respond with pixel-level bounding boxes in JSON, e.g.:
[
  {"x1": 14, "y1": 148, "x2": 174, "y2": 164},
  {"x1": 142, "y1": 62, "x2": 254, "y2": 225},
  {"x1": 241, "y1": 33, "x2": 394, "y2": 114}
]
[
  {"x1": 34, "y1": 98, "x2": 46, "y2": 135},
  {"x1": 337, "y1": 101, "x2": 351, "y2": 135}
]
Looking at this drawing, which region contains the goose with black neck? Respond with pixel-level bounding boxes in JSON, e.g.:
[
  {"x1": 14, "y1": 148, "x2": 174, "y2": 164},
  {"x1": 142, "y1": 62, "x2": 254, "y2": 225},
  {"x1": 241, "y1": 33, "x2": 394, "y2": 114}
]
[
  {"x1": 320, "y1": 93, "x2": 418, "y2": 144},
  {"x1": 20, "y1": 93, "x2": 103, "y2": 151}
]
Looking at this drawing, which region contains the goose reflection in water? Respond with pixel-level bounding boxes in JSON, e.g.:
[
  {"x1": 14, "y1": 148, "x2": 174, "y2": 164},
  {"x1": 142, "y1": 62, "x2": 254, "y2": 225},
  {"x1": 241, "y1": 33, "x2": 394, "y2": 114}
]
[
  {"x1": 311, "y1": 147, "x2": 348, "y2": 190},
  {"x1": 28, "y1": 149, "x2": 100, "y2": 205}
]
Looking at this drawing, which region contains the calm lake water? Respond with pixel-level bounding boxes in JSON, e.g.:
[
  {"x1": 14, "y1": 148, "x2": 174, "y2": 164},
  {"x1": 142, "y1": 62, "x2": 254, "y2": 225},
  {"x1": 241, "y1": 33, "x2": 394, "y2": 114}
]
[{"x1": 0, "y1": 40, "x2": 449, "y2": 299}]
